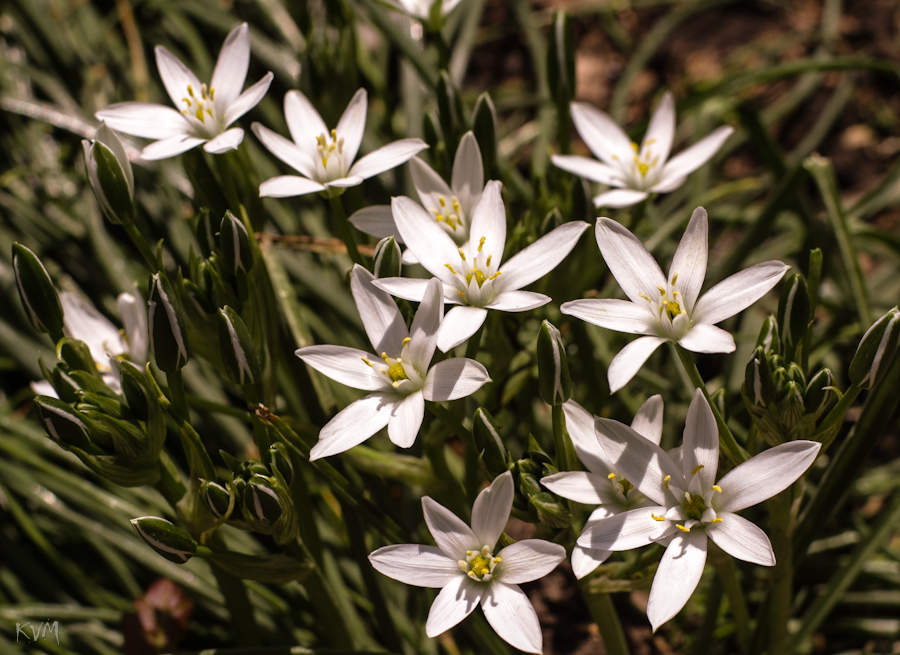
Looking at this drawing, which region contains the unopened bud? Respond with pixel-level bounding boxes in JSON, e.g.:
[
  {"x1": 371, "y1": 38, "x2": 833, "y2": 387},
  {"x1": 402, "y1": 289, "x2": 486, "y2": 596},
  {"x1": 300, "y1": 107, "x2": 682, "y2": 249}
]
[
  {"x1": 778, "y1": 381, "x2": 805, "y2": 428},
  {"x1": 130, "y1": 517, "x2": 197, "y2": 563},
  {"x1": 850, "y1": 307, "x2": 900, "y2": 390},
  {"x1": 472, "y1": 408, "x2": 509, "y2": 476},
  {"x1": 777, "y1": 274, "x2": 809, "y2": 353},
  {"x1": 195, "y1": 209, "x2": 217, "y2": 256},
  {"x1": 744, "y1": 347, "x2": 775, "y2": 408},
  {"x1": 243, "y1": 476, "x2": 283, "y2": 527},
  {"x1": 202, "y1": 480, "x2": 233, "y2": 520},
  {"x1": 437, "y1": 71, "x2": 461, "y2": 151},
  {"x1": 34, "y1": 396, "x2": 94, "y2": 451},
  {"x1": 529, "y1": 492, "x2": 572, "y2": 528},
  {"x1": 537, "y1": 320, "x2": 571, "y2": 405},
  {"x1": 12, "y1": 244, "x2": 64, "y2": 339},
  {"x1": 148, "y1": 273, "x2": 190, "y2": 373},
  {"x1": 757, "y1": 315, "x2": 780, "y2": 354},
  {"x1": 518, "y1": 471, "x2": 543, "y2": 497},
  {"x1": 805, "y1": 368, "x2": 835, "y2": 417},
  {"x1": 372, "y1": 236, "x2": 402, "y2": 279},
  {"x1": 217, "y1": 306, "x2": 260, "y2": 386},
  {"x1": 547, "y1": 11, "x2": 576, "y2": 105},
  {"x1": 268, "y1": 443, "x2": 293, "y2": 487},
  {"x1": 82, "y1": 123, "x2": 134, "y2": 224},
  {"x1": 58, "y1": 338, "x2": 98, "y2": 375},
  {"x1": 471, "y1": 97, "x2": 497, "y2": 176},
  {"x1": 219, "y1": 211, "x2": 254, "y2": 277}
]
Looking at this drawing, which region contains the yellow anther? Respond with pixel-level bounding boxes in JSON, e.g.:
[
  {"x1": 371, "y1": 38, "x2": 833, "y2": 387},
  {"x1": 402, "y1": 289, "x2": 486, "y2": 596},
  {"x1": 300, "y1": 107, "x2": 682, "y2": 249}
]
[
  {"x1": 458, "y1": 248, "x2": 466, "y2": 261},
  {"x1": 195, "y1": 105, "x2": 205, "y2": 122},
  {"x1": 445, "y1": 263, "x2": 457, "y2": 274},
  {"x1": 392, "y1": 380, "x2": 400, "y2": 388},
  {"x1": 209, "y1": 87, "x2": 215, "y2": 100},
  {"x1": 206, "y1": 108, "x2": 213, "y2": 117},
  {"x1": 452, "y1": 198, "x2": 461, "y2": 213},
  {"x1": 645, "y1": 138, "x2": 656, "y2": 146},
  {"x1": 494, "y1": 557, "x2": 502, "y2": 563},
  {"x1": 488, "y1": 272, "x2": 502, "y2": 281},
  {"x1": 439, "y1": 197, "x2": 446, "y2": 207},
  {"x1": 458, "y1": 291, "x2": 466, "y2": 299},
  {"x1": 676, "y1": 524, "x2": 691, "y2": 532},
  {"x1": 182, "y1": 97, "x2": 192, "y2": 105},
  {"x1": 637, "y1": 162, "x2": 650, "y2": 176},
  {"x1": 691, "y1": 465, "x2": 705, "y2": 476},
  {"x1": 608, "y1": 473, "x2": 616, "y2": 480},
  {"x1": 657, "y1": 285, "x2": 667, "y2": 295},
  {"x1": 201, "y1": 83, "x2": 208, "y2": 98},
  {"x1": 631, "y1": 141, "x2": 640, "y2": 153},
  {"x1": 467, "y1": 550, "x2": 473, "y2": 556},
  {"x1": 361, "y1": 357, "x2": 374, "y2": 367},
  {"x1": 402, "y1": 337, "x2": 411, "y2": 346},
  {"x1": 187, "y1": 85, "x2": 194, "y2": 97},
  {"x1": 711, "y1": 517, "x2": 723, "y2": 523},
  {"x1": 651, "y1": 513, "x2": 665, "y2": 522},
  {"x1": 671, "y1": 272, "x2": 679, "y2": 285},
  {"x1": 663, "y1": 475, "x2": 671, "y2": 490},
  {"x1": 486, "y1": 255, "x2": 492, "y2": 267},
  {"x1": 478, "y1": 236, "x2": 486, "y2": 252},
  {"x1": 639, "y1": 292, "x2": 652, "y2": 302},
  {"x1": 331, "y1": 128, "x2": 337, "y2": 141},
  {"x1": 381, "y1": 353, "x2": 390, "y2": 362},
  {"x1": 711, "y1": 485, "x2": 722, "y2": 493},
  {"x1": 316, "y1": 135, "x2": 325, "y2": 146}
]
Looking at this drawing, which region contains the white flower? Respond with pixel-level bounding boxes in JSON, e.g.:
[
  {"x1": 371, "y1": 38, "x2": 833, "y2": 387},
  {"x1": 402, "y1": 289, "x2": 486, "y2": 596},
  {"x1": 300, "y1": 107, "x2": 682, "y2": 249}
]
[
  {"x1": 296, "y1": 265, "x2": 490, "y2": 460},
  {"x1": 541, "y1": 396, "x2": 664, "y2": 579},
  {"x1": 388, "y1": 0, "x2": 463, "y2": 22},
  {"x1": 369, "y1": 471, "x2": 565, "y2": 653},
  {"x1": 552, "y1": 92, "x2": 734, "y2": 208},
  {"x1": 561, "y1": 207, "x2": 788, "y2": 392},
  {"x1": 375, "y1": 181, "x2": 589, "y2": 351},
  {"x1": 349, "y1": 131, "x2": 485, "y2": 265},
  {"x1": 96, "y1": 23, "x2": 273, "y2": 160},
  {"x1": 578, "y1": 389, "x2": 820, "y2": 630},
  {"x1": 252, "y1": 89, "x2": 428, "y2": 198}
]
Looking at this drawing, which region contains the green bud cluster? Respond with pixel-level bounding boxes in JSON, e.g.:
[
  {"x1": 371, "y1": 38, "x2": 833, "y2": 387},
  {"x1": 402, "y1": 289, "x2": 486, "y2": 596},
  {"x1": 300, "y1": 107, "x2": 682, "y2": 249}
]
[{"x1": 510, "y1": 436, "x2": 572, "y2": 528}]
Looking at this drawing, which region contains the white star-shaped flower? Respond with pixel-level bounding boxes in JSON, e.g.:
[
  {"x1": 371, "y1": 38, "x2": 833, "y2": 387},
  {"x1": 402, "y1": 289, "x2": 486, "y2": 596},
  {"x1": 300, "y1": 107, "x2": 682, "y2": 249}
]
[
  {"x1": 369, "y1": 471, "x2": 566, "y2": 653},
  {"x1": 375, "y1": 181, "x2": 589, "y2": 351},
  {"x1": 252, "y1": 88, "x2": 428, "y2": 198},
  {"x1": 578, "y1": 389, "x2": 820, "y2": 630},
  {"x1": 96, "y1": 23, "x2": 273, "y2": 160},
  {"x1": 296, "y1": 265, "x2": 490, "y2": 459},
  {"x1": 552, "y1": 92, "x2": 733, "y2": 208},
  {"x1": 561, "y1": 207, "x2": 789, "y2": 392}
]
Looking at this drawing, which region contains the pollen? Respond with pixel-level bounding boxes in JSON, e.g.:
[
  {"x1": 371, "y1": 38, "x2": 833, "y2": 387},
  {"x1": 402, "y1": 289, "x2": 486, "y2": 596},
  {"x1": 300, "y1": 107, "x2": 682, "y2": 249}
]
[
  {"x1": 676, "y1": 524, "x2": 691, "y2": 532},
  {"x1": 478, "y1": 236, "x2": 486, "y2": 252},
  {"x1": 445, "y1": 263, "x2": 457, "y2": 274},
  {"x1": 663, "y1": 475, "x2": 671, "y2": 490},
  {"x1": 671, "y1": 272, "x2": 679, "y2": 285},
  {"x1": 458, "y1": 248, "x2": 466, "y2": 261},
  {"x1": 691, "y1": 465, "x2": 705, "y2": 476},
  {"x1": 651, "y1": 513, "x2": 665, "y2": 521},
  {"x1": 361, "y1": 357, "x2": 374, "y2": 367},
  {"x1": 711, "y1": 485, "x2": 722, "y2": 493},
  {"x1": 608, "y1": 473, "x2": 616, "y2": 480},
  {"x1": 711, "y1": 517, "x2": 723, "y2": 523},
  {"x1": 402, "y1": 337, "x2": 411, "y2": 347}
]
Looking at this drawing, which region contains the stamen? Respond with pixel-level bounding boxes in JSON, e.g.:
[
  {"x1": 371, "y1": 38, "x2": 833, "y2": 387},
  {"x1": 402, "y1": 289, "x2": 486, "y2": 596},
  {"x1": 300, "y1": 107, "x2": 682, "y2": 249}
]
[
  {"x1": 657, "y1": 285, "x2": 667, "y2": 295},
  {"x1": 651, "y1": 513, "x2": 665, "y2": 522},
  {"x1": 361, "y1": 357, "x2": 374, "y2": 367},
  {"x1": 458, "y1": 561, "x2": 468, "y2": 572},
  {"x1": 439, "y1": 197, "x2": 446, "y2": 207},
  {"x1": 458, "y1": 291, "x2": 466, "y2": 299},
  {"x1": 187, "y1": 85, "x2": 194, "y2": 97},
  {"x1": 402, "y1": 337, "x2": 411, "y2": 346},
  {"x1": 671, "y1": 272, "x2": 679, "y2": 285},
  {"x1": 488, "y1": 272, "x2": 502, "y2": 281},
  {"x1": 608, "y1": 473, "x2": 616, "y2": 480},
  {"x1": 478, "y1": 236, "x2": 486, "y2": 252},
  {"x1": 676, "y1": 524, "x2": 691, "y2": 532},
  {"x1": 711, "y1": 518, "x2": 723, "y2": 523},
  {"x1": 381, "y1": 353, "x2": 390, "y2": 362},
  {"x1": 486, "y1": 255, "x2": 492, "y2": 267},
  {"x1": 445, "y1": 263, "x2": 457, "y2": 274},
  {"x1": 458, "y1": 248, "x2": 466, "y2": 261},
  {"x1": 663, "y1": 475, "x2": 671, "y2": 490},
  {"x1": 209, "y1": 87, "x2": 215, "y2": 101},
  {"x1": 638, "y1": 292, "x2": 652, "y2": 302},
  {"x1": 630, "y1": 142, "x2": 639, "y2": 152},
  {"x1": 711, "y1": 485, "x2": 722, "y2": 493},
  {"x1": 691, "y1": 465, "x2": 704, "y2": 476}
]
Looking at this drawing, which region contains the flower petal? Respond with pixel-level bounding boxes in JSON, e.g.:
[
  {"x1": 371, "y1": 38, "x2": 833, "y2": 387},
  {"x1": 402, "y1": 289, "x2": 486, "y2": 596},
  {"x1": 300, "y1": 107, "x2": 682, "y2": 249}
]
[
  {"x1": 656, "y1": 126, "x2": 733, "y2": 188},
  {"x1": 96, "y1": 102, "x2": 189, "y2": 139},
  {"x1": 485, "y1": 291, "x2": 549, "y2": 312},
  {"x1": 325, "y1": 175, "x2": 364, "y2": 188},
  {"x1": 369, "y1": 544, "x2": 460, "y2": 587},
  {"x1": 210, "y1": 23, "x2": 250, "y2": 108},
  {"x1": 576, "y1": 506, "x2": 672, "y2": 550},
  {"x1": 426, "y1": 575, "x2": 482, "y2": 637},
  {"x1": 451, "y1": 131, "x2": 484, "y2": 212},
  {"x1": 542, "y1": 471, "x2": 619, "y2": 505},
  {"x1": 141, "y1": 134, "x2": 206, "y2": 160},
  {"x1": 259, "y1": 175, "x2": 325, "y2": 198},
  {"x1": 350, "y1": 265, "x2": 408, "y2": 357},
  {"x1": 423, "y1": 358, "x2": 491, "y2": 401},
  {"x1": 373, "y1": 277, "x2": 432, "y2": 302},
  {"x1": 593, "y1": 189, "x2": 649, "y2": 208},
  {"x1": 295, "y1": 344, "x2": 388, "y2": 391},
  {"x1": 681, "y1": 389, "x2": 719, "y2": 490},
  {"x1": 706, "y1": 513, "x2": 775, "y2": 566},
  {"x1": 154, "y1": 46, "x2": 202, "y2": 109},
  {"x1": 423, "y1": 496, "x2": 478, "y2": 559},
  {"x1": 310, "y1": 392, "x2": 394, "y2": 460},
  {"x1": 388, "y1": 390, "x2": 425, "y2": 448},
  {"x1": 496, "y1": 539, "x2": 565, "y2": 584},
  {"x1": 495, "y1": 221, "x2": 589, "y2": 293},
  {"x1": 390, "y1": 195, "x2": 460, "y2": 282},
  {"x1": 224, "y1": 72, "x2": 274, "y2": 126},
  {"x1": 252, "y1": 122, "x2": 316, "y2": 178},
  {"x1": 407, "y1": 278, "x2": 443, "y2": 370},
  {"x1": 481, "y1": 583, "x2": 544, "y2": 654},
  {"x1": 595, "y1": 416, "x2": 684, "y2": 505},
  {"x1": 570, "y1": 102, "x2": 633, "y2": 165},
  {"x1": 551, "y1": 155, "x2": 622, "y2": 185},
  {"x1": 642, "y1": 92, "x2": 675, "y2": 166},
  {"x1": 334, "y1": 88, "x2": 368, "y2": 165},
  {"x1": 436, "y1": 306, "x2": 489, "y2": 352},
  {"x1": 350, "y1": 138, "x2": 429, "y2": 180},
  {"x1": 692, "y1": 261, "x2": 790, "y2": 326},
  {"x1": 117, "y1": 293, "x2": 148, "y2": 363},
  {"x1": 466, "y1": 180, "x2": 506, "y2": 262},
  {"x1": 571, "y1": 545, "x2": 611, "y2": 579},
  {"x1": 715, "y1": 440, "x2": 821, "y2": 513},
  {"x1": 670, "y1": 207, "x2": 708, "y2": 313},
  {"x1": 284, "y1": 90, "x2": 328, "y2": 159},
  {"x1": 678, "y1": 323, "x2": 735, "y2": 354},
  {"x1": 563, "y1": 400, "x2": 616, "y2": 475},
  {"x1": 595, "y1": 218, "x2": 667, "y2": 304},
  {"x1": 349, "y1": 205, "x2": 397, "y2": 239},
  {"x1": 472, "y1": 470, "x2": 514, "y2": 548},
  {"x1": 203, "y1": 127, "x2": 244, "y2": 154},
  {"x1": 411, "y1": 156, "x2": 453, "y2": 217},
  {"x1": 560, "y1": 298, "x2": 655, "y2": 335},
  {"x1": 631, "y1": 394, "x2": 664, "y2": 445},
  {"x1": 647, "y1": 530, "x2": 708, "y2": 632},
  {"x1": 608, "y1": 336, "x2": 667, "y2": 393},
  {"x1": 61, "y1": 293, "x2": 125, "y2": 361}
]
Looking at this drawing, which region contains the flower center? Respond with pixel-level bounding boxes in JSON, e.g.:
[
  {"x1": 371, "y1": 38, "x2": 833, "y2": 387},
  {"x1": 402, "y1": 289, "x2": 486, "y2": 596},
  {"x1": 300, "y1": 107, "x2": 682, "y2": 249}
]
[
  {"x1": 638, "y1": 272, "x2": 687, "y2": 330},
  {"x1": 316, "y1": 129, "x2": 345, "y2": 171},
  {"x1": 681, "y1": 492, "x2": 708, "y2": 521},
  {"x1": 181, "y1": 83, "x2": 216, "y2": 124},
  {"x1": 458, "y1": 545, "x2": 502, "y2": 582},
  {"x1": 443, "y1": 236, "x2": 502, "y2": 305},
  {"x1": 650, "y1": 466, "x2": 725, "y2": 532},
  {"x1": 430, "y1": 195, "x2": 464, "y2": 233},
  {"x1": 631, "y1": 140, "x2": 660, "y2": 178},
  {"x1": 607, "y1": 472, "x2": 634, "y2": 494}
]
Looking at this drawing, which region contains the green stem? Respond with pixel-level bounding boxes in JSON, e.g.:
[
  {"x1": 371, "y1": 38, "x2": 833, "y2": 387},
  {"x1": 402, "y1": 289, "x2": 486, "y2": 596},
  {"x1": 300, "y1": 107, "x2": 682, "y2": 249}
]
[
  {"x1": 672, "y1": 344, "x2": 749, "y2": 464},
  {"x1": 765, "y1": 489, "x2": 794, "y2": 655},
  {"x1": 122, "y1": 221, "x2": 160, "y2": 270},
  {"x1": 154, "y1": 451, "x2": 186, "y2": 507},
  {"x1": 709, "y1": 545, "x2": 751, "y2": 649},
  {"x1": 243, "y1": 383, "x2": 272, "y2": 461},
  {"x1": 803, "y1": 248, "x2": 823, "y2": 372},
  {"x1": 427, "y1": 401, "x2": 477, "y2": 453},
  {"x1": 217, "y1": 151, "x2": 246, "y2": 217},
  {"x1": 328, "y1": 194, "x2": 364, "y2": 266},
  {"x1": 208, "y1": 562, "x2": 259, "y2": 646},
  {"x1": 580, "y1": 588, "x2": 630, "y2": 655},
  {"x1": 465, "y1": 320, "x2": 486, "y2": 360},
  {"x1": 552, "y1": 403, "x2": 577, "y2": 473},
  {"x1": 811, "y1": 383, "x2": 861, "y2": 451},
  {"x1": 693, "y1": 575, "x2": 723, "y2": 655},
  {"x1": 166, "y1": 369, "x2": 190, "y2": 423}
]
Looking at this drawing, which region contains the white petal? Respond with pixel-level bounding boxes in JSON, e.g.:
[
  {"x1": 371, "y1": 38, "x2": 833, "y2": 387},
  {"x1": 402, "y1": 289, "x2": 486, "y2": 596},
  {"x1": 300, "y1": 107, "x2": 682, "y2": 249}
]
[
  {"x1": 677, "y1": 323, "x2": 735, "y2": 354},
  {"x1": 495, "y1": 221, "x2": 589, "y2": 293},
  {"x1": 411, "y1": 156, "x2": 454, "y2": 216},
  {"x1": 117, "y1": 293, "x2": 148, "y2": 364},
  {"x1": 451, "y1": 131, "x2": 484, "y2": 210},
  {"x1": 259, "y1": 175, "x2": 325, "y2": 198},
  {"x1": 426, "y1": 575, "x2": 482, "y2": 637},
  {"x1": 391, "y1": 196, "x2": 460, "y2": 282},
  {"x1": 560, "y1": 298, "x2": 655, "y2": 335},
  {"x1": 251, "y1": 123, "x2": 316, "y2": 178},
  {"x1": 593, "y1": 189, "x2": 649, "y2": 208},
  {"x1": 570, "y1": 102, "x2": 633, "y2": 165},
  {"x1": 295, "y1": 344, "x2": 388, "y2": 391},
  {"x1": 284, "y1": 90, "x2": 328, "y2": 159},
  {"x1": 96, "y1": 102, "x2": 189, "y2": 139},
  {"x1": 497, "y1": 540, "x2": 565, "y2": 584},
  {"x1": 407, "y1": 278, "x2": 443, "y2": 370},
  {"x1": 692, "y1": 261, "x2": 790, "y2": 326},
  {"x1": 576, "y1": 506, "x2": 672, "y2": 550},
  {"x1": 562, "y1": 400, "x2": 615, "y2": 475},
  {"x1": 595, "y1": 417, "x2": 684, "y2": 505},
  {"x1": 571, "y1": 545, "x2": 611, "y2": 579},
  {"x1": 656, "y1": 126, "x2": 733, "y2": 187},
  {"x1": 716, "y1": 440, "x2": 821, "y2": 513},
  {"x1": 472, "y1": 470, "x2": 514, "y2": 548},
  {"x1": 642, "y1": 92, "x2": 675, "y2": 166},
  {"x1": 224, "y1": 72, "x2": 274, "y2": 126},
  {"x1": 706, "y1": 513, "x2": 774, "y2": 566},
  {"x1": 350, "y1": 266, "x2": 408, "y2": 357},
  {"x1": 681, "y1": 389, "x2": 719, "y2": 490},
  {"x1": 310, "y1": 393, "x2": 394, "y2": 460},
  {"x1": 436, "y1": 306, "x2": 488, "y2": 352},
  {"x1": 335, "y1": 88, "x2": 368, "y2": 166},
  {"x1": 154, "y1": 46, "x2": 202, "y2": 109},
  {"x1": 388, "y1": 391, "x2": 425, "y2": 448},
  {"x1": 595, "y1": 218, "x2": 667, "y2": 304},
  {"x1": 608, "y1": 336, "x2": 667, "y2": 393},
  {"x1": 423, "y1": 496, "x2": 478, "y2": 559},
  {"x1": 670, "y1": 207, "x2": 708, "y2": 313},
  {"x1": 541, "y1": 471, "x2": 619, "y2": 505},
  {"x1": 372, "y1": 277, "x2": 432, "y2": 303},
  {"x1": 96, "y1": 122, "x2": 133, "y2": 192},
  {"x1": 325, "y1": 175, "x2": 364, "y2": 189},
  {"x1": 551, "y1": 155, "x2": 622, "y2": 185},
  {"x1": 485, "y1": 291, "x2": 549, "y2": 312},
  {"x1": 465, "y1": 180, "x2": 506, "y2": 262},
  {"x1": 631, "y1": 395, "x2": 664, "y2": 445},
  {"x1": 481, "y1": 583, "x2": 544, "y2": 654},
  {"x1": 650, "y1": 175, "x2": 686, "y2": 194},
  {"x1": 203, "y1": 127, "x2": 244, "y2": 154},
  {"x1": 350, "y1": 139, "x2": 429, "y2": 180},
  {"x1": 142, "y1": 135, "x2": 206, "y2": 160},
  {"x1": 647, "y1": 531, "x2": 708, "y2": 632},
  {"x1": 369, "y1": 544, "x2": 460, "y2": 587},
  {"x1": 210, "y1": 23, "x2": 250, "y2": 108},
  {"x1": 61, "y1": 293, "x2": 125, "y2": 361},
  {"x1": 423, "y1": 358, "x2": 491, "y2": 401},
  {"x1": 349, "y1": 205, "x2": 397, "y2": 239}
]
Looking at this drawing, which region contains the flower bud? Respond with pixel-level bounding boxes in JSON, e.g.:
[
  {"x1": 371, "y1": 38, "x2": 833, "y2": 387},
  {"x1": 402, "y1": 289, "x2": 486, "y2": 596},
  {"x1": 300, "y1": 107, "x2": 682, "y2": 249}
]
[
  {"x1": 777, "y1": 274, "x2": 809, "y2": 353},
  {"x1": 12, "y1": 243, "x2": 64, "y2": 339},
  {"x1": 219, "y1": 211, "x2": 254, "y2": 277},
  {"x1": 778, "y1": 381, "x2": 805, "y2": 428},
  {"x1": 743, "y1": 347, "x2": 775, "y2": 408},
  {"x1": 268, "y1": 443, "x2": 293, "y2": 487},
  {"x1": 202, "y1": 480, "x2": 233, "y2": 520},
  {"x1": 785, "y1": 363, "x2": 807, "y2": 388},
  {"x1": 195, "y1": 209, "x2": 218, "y2": 256},
  {"x1": 546, "y1": 11, "x2": 576, "y2": 105},
  {"x1": 526, "y1": 434, "x2": 553, "y2": 467},
  {"x1": 82, "y1": 123, "x2": 134, "y2": 224},
  {"x1": 372, "y1": 236, "x2": 402, "y2": 279},
  {"x1": 804, "y1": 368, "x2": 835, "y2": 417},
  {"x1": 537, "y1": 320, "x2": 571, "y2": 406},
  {"x1": 757, "y1": 315, "x2": 780, "y2": 354},
  {"x1": 529, "y1": 492, "x2": 572, "y2": 529},
  {"x1": 216, "y1": 306, "x2": 260, "y2": 386},
  {"x1": 518, "y1": 470, "x2": 543, "y2": 497},
  {"x1": 849, "y1": 307, "x2": 900, "y2": 390},
  {"x1": 148, "y1": 273, "x2": 190, "y2": 373},
  {"x1": 130, "y1": 517, "x2": 197, "y2": 564},
  {"x1": 471, "y1": 97, "x2": 497, "y2": 176},
  {"x1": 243, "y1": 476, "x2": 283, "y2": 527},
  {"x1": 472, "y1": 408, "x2": 509, "y2": 476},
  {"x1": 58, "y1": 337, "x2": 99, "y2": 376},
  {"x1": 437, "y1": 71, "x2": 462, "y2": 151},
  {"x1": 34, "y1": 395, "x2": 94, "y2": 451}
]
